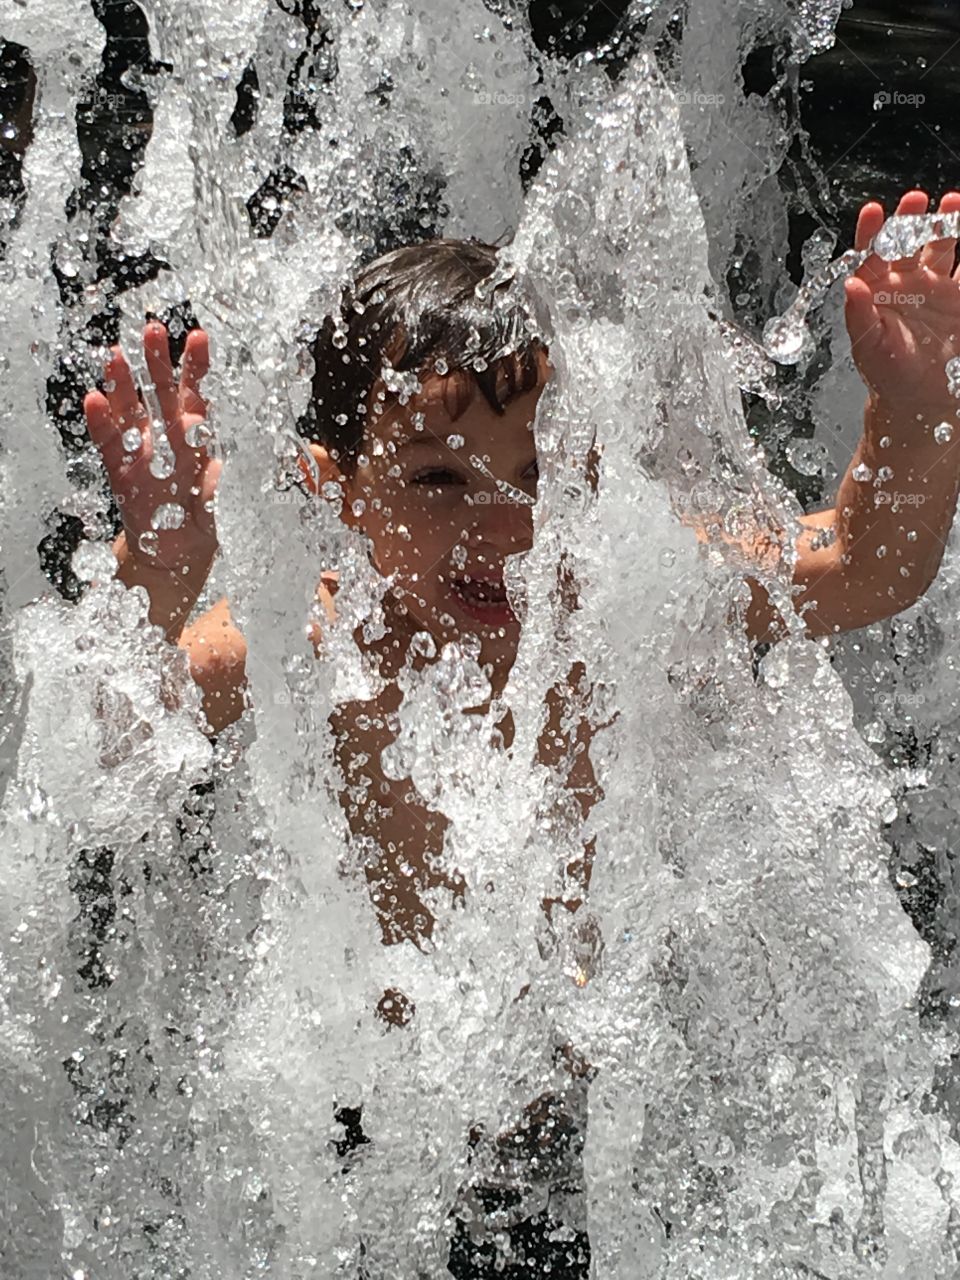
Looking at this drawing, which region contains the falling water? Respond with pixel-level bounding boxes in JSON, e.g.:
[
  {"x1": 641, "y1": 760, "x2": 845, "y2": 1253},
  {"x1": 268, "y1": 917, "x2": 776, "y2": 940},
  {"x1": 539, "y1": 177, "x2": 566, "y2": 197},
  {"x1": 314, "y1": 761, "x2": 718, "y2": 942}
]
[{"x1": 2, "y1": 0, "x2": 960, "y2": 1277}]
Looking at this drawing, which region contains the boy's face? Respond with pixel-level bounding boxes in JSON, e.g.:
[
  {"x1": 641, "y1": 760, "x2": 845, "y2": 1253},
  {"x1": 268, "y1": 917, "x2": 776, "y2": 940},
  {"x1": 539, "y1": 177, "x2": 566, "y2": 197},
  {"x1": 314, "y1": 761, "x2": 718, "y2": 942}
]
[{"x1": 306, "y1": 357, "x2": 550, "y2": 675}]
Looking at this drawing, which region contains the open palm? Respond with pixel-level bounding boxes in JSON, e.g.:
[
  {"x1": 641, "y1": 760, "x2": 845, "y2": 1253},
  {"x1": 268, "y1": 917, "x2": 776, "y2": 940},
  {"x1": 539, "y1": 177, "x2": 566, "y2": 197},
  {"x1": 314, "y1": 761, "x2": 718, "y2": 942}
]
[
  {"x1": 84, "y1": 321, "x2": 220, "y2": 574},
  {"x1": 845, "y1": 189, "x2": 960, "y2": 406}
]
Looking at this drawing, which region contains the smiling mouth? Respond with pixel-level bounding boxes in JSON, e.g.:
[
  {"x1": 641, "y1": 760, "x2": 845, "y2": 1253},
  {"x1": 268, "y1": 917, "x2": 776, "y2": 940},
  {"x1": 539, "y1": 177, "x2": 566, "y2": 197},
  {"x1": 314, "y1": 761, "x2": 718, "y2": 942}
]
[
  {"x1": 449, "y1": 574, "x2": 518, "y2": 624},
  {"x1": 452, "y1": 575, "x2": 508, "y2": 605}
]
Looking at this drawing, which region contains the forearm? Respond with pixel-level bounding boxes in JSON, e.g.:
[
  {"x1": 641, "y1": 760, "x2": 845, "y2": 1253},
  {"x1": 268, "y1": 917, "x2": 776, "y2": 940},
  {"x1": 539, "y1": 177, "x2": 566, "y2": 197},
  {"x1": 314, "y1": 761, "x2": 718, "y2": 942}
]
[
  {"x1": 746, "y1": 394, "x2": 960, "y2": 644},
  {"x1": 113, "y1": 530, "x2": 215, "y2": 643},
  {"x1": 176, "y1": 596, "x2": 248, "y2": 735},
  {"x1": 834, "y1": 393, "x2": 960, "y2": 600}
]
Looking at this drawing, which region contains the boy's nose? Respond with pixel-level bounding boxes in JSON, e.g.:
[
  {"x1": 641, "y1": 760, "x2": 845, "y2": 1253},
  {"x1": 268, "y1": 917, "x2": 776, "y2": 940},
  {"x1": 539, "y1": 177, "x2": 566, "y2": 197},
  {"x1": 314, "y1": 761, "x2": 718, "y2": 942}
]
[{"x1": 465, "y1": 496, "x2": 534, "y2": 557}]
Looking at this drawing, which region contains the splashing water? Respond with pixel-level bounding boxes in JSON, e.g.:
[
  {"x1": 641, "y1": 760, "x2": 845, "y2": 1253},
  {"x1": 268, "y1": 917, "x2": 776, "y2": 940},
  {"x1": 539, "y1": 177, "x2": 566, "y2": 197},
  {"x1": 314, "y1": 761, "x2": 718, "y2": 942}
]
[
  {"x1": 3, "y1": 2, "x2": 960, "y2": 1278},
  {"x1": 763, "y1": 212, "x2": 960, "y2": 373}
]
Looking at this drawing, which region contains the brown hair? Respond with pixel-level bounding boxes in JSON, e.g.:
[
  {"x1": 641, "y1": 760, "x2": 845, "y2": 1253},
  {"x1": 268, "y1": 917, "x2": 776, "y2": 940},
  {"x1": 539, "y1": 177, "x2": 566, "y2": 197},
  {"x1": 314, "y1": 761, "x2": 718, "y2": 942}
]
[{"x1": 299, "y1": 238, "x2": 546, "y2": 470}]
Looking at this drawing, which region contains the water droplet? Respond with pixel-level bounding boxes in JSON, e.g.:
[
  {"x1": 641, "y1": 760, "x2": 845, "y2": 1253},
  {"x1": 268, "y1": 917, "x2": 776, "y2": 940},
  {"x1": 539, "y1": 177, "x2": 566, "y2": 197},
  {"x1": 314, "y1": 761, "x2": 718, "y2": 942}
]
[
  {"x1": 138, "y1": 531, "x2": 160, "y2": 557},
  {"x1": 786, "y1": 438, "x2": 827, "y2": 477},
  {"x1": 879, "y1": 436, "x2": 891, "y2": 449},
  {"x1": 446, "y1": 434, "x2": 464, "y2": 450},
  {"x1": 122, "y1": 427, "x2": 142, "y2": 452},
  {"x1": 72, "y1": 540, "x2": 118, "y2": 582},
  {"x1": 935, "y1": 421, "x2": 954, "y2": 444},
  {"x1": 185, "y1": 421, "x2": 213, "y2": 449},
  {"x1": 151, "y1": 502, "x2": 185, "y2": 530},
  {"x1": 410, "y1": 631, "x2": 436, "y2": 659},
  {"x1": 332, "y1": 329, "x2": 348, "y2": 349},
  {"x1": 892, "y1": 1126, "x2": 941, "y2": 1176},
  {"x1": 906, "y1": 529, "x2": 918, "y2": 542},
  {"x1": 148, "y1": 445, "x2": 175, "y2": 480},
  {"x1": 876, "y1": 545, "x2": 887, "y2": 558},
  {"x1": 877, "y1": 465, "x2": 894, "y2": 481},
  {"x1": 946, "y1": 356, "x2": 960, "y2": 397},
  {"x1": 351, "y1": 499, "x2": 366, "y2": 517},
  {"x1": 762, "y1": 315, "x2": 811, "y2": 365},
  {"x1": 434, "y1": 357, "x2": 449, "y2": 375},
  {"x1": 852, "y1": 462, "x2": 873, "y2": 482}
]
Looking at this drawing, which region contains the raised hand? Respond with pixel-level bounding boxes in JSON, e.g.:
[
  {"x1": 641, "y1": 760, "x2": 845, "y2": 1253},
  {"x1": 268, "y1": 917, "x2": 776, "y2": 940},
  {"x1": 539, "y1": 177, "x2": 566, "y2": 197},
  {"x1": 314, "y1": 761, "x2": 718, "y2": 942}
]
[
  {"x1": 83, "y1": 322, "x2": 221, "y2": 639},
  {"x1": 845, "y1": 189, "x2": 960, "y2": 407}
]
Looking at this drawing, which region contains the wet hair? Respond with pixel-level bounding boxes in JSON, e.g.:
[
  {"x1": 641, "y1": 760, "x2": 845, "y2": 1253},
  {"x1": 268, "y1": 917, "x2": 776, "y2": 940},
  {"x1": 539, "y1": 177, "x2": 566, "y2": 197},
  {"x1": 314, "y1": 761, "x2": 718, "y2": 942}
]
[{"x1": 299, "y1": 238, "x2": 547, "y2": 471}]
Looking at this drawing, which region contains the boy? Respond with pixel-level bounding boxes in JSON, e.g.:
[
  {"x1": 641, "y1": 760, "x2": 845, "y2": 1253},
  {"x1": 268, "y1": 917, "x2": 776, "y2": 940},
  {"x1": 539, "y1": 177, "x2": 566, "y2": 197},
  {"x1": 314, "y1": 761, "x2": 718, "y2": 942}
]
[{"x1": 85, "y1": 188, "x2": 960, "y2": 953}]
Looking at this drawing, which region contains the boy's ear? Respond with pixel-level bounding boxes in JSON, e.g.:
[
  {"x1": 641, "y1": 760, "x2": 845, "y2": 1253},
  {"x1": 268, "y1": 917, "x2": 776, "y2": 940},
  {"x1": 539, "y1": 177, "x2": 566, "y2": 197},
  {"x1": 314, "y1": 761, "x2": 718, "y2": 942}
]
[{"x1": 297, "y1": 442, "x2": 342, "y2": 495}]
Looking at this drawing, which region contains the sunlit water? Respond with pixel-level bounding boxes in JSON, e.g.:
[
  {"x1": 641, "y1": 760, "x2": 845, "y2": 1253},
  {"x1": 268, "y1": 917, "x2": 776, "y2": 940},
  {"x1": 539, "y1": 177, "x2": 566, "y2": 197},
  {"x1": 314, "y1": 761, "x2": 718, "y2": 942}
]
[{"x1": 2, "y1": 1, "x2": 960, "y2": 1276}]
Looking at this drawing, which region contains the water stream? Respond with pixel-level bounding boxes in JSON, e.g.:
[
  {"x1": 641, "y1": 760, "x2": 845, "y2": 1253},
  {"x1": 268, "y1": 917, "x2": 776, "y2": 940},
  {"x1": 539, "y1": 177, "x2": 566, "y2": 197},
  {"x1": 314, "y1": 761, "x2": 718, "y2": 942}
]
[{"x1": 2, "y1": 1, "x2": 960, "y2": 1276}]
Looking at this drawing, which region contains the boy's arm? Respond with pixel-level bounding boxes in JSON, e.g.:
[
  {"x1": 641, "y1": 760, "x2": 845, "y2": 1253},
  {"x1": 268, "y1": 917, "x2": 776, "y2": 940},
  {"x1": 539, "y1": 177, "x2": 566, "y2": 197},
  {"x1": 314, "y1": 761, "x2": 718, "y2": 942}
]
[
  {"x1": 175, "y1": 577, "x2": 335, "y2": 736},
  {"x1": 743, "y1": 392, "x2": 960, "y2": 645},
  {"x1": 177, "y1": 597, "x2": 248, "y2": 734},
  {"x1": 737, "y1": 188, "x2": 960, "y2": 646}
]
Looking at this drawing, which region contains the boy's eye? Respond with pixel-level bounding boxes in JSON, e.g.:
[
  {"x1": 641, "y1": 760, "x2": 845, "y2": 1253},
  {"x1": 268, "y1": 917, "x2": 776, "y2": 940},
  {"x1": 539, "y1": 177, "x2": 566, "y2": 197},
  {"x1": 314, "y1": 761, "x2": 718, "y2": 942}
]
[{"x1": 410, "y1": 467, "x2": 465, "y2": 486}]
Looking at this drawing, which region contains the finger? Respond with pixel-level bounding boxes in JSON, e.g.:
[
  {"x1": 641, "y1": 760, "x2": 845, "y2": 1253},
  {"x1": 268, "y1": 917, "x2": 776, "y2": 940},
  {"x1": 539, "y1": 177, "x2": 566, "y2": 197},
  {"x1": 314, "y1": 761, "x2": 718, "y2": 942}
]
[
  {"x1": 103, "y1": 346, "x2": 150, "y2": 443},
  {"x1": 179, "y1": 328, "x2": 210, "y2": 419},
  {"x1": 890, "y1": 188, "x2": 929, "y2": 270},
  {"x1": 854, "y1": 201, "x2": 889, "y2": 287},
  {"x1": 922, "y1": 190, "x2": 960, "y2": 275},
  {"x1": 144, "y1": 322, "x2": 180, "y2": 432},
  {"x1": 855, "y1": 200, "x2": 885, "y2": 253},
  {"x1": 83, "y1": 390, "x2": 127, "y2": 477}
]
